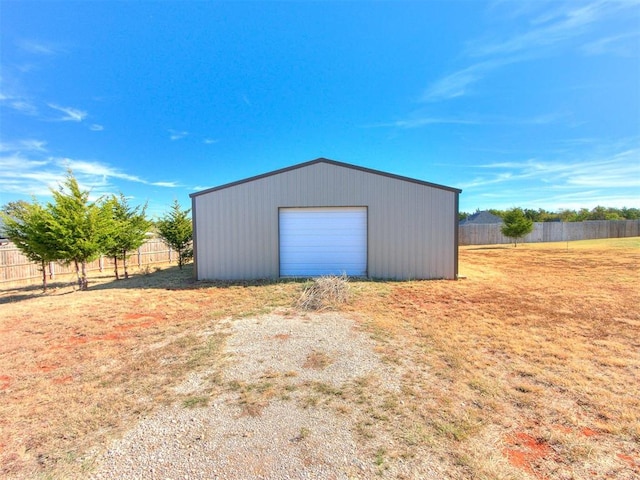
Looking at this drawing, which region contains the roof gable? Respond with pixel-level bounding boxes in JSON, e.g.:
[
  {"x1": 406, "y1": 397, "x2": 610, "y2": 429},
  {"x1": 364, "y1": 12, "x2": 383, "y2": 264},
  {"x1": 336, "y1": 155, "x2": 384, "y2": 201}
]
[
  {"x1": 460, "y1": 211, "x2": 503, "y2": 225},
  {"x1": 190, "y1": 158, "x2": 462, "y2": 198}
]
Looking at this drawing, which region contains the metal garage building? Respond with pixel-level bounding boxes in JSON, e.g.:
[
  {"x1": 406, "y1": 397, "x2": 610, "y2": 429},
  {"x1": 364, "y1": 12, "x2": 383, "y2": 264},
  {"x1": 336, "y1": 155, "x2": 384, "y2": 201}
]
[{"x1": 190, "y1": 158, "x2": 461, "y2": 280}]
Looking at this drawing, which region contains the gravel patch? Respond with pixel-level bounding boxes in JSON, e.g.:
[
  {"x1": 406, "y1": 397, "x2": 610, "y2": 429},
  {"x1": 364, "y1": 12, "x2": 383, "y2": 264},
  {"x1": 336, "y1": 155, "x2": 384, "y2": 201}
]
[
  {"x1": 223, "y1": 312, "x2": 400, "y2": 389},
  {"x1": 91, "y1": 312, "x2": 407, "y2": 479}
]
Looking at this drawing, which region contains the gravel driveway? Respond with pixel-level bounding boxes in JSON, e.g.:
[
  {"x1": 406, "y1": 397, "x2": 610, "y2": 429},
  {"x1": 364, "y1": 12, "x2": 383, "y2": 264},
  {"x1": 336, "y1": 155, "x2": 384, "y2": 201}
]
[{"x1": 90, "y1": 312, "x2": 439, "y2": 479}]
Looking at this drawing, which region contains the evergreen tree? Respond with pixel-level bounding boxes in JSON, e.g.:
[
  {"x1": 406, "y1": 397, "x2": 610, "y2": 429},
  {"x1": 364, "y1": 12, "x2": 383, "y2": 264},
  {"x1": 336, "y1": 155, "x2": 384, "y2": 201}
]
[
  {"x1": 103, "y1": 194, "x2": 152, "y2": 279},
  {"x1": 48, "y1": 172, "x2": 113, "y2": 290},
  {"x1": 156, "y1": 200, "x2": 193, "y2": 269},
  {"x1": 1, "y1": 200, "x2": 59, "y2": 292},
  {"x1": 501, "y1": 207, "x2": 533, "y2": 247}
]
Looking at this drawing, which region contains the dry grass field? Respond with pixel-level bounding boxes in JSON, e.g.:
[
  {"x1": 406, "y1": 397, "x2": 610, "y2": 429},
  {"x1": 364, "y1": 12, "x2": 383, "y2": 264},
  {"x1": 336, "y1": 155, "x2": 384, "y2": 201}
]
[{"x1": 1, "y1": 238, "x2": 638, "y2": 479}]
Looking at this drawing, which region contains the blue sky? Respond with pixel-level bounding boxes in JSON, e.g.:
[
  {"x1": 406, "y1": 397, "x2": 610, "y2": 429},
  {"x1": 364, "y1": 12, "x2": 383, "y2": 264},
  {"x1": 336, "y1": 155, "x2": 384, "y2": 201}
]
[{"x1": 1, "y1": 1, "x2": 638, "y2": 217}]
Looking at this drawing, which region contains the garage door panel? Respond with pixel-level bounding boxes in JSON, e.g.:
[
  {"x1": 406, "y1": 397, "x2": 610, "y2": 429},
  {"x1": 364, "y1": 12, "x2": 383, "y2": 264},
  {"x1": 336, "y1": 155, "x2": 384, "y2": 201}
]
[{"x1": 279, "y1": 207, "x2": 367, "y2": 277}]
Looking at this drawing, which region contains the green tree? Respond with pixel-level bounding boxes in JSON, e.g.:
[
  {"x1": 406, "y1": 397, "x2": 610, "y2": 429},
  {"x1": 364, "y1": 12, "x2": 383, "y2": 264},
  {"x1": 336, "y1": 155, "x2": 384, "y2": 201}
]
[
  {"x1": 621, "y1": 207, "x2": 640, "y2": 220},
  {"x1": 487, "y1": 208, "x2": 505, "y2": 219},
  {"x1": 156, "y1": 200, "x2": 193, "y2": 269},
  {"x1": 103, "y1": 194, "x2": 152, "y2": 279},
  {"x1": 1, "y1": 200, "x2": 59, "y2": 292},
  {"x1": 523, "y1": 208, "x2": 540, "y2": 222},
  {"x1": 48, "y1": 172, "x2": 113, "y2": 290},
  {"x1": 501, "y1": 207, "x2": 534, "y2": 247}
]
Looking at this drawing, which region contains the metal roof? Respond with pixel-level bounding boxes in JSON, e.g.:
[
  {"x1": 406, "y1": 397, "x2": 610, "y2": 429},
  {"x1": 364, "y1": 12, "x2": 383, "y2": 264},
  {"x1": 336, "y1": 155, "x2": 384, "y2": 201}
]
[{"x1": 190, "y1": 158, "x2": 462, "y2": 198}]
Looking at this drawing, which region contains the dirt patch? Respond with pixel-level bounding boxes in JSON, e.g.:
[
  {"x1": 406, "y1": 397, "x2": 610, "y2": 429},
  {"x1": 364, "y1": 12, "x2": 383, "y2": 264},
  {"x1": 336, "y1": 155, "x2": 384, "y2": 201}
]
[
  {"x1": 52, "y1": 375, "x2": 73, "y2": 385},
  {"x1": 0, "y1": 375, "x2": 12, "y2": 390},
  {"x1": 503, "y1": 432, "x2": 552, "y2": 479},
  {"x1": 272, "y1": 333, "x2": 291, "y2": 341},
  {"x1": 617, "y1": 453, "x2": 639, "y2": 469},
  {"x1": 303, "y1": 349, "x2": 333, "y2": 370}
]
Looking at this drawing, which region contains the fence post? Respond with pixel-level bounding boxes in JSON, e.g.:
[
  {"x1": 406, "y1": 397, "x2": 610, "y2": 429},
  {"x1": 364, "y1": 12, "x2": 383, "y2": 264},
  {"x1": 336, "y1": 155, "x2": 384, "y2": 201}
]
[
  {"x1": 138, "y1": 247, "x2": 142, "y2": 267},
  {"x1": 169, "y1": 247, "x2": 172, "y2": 263},
  {"x1": 49, "y1": 262, "x2": 55, "y2": 280},
  {"x1": 99, "y1": 255, "x2": 103, "y2": 272}
]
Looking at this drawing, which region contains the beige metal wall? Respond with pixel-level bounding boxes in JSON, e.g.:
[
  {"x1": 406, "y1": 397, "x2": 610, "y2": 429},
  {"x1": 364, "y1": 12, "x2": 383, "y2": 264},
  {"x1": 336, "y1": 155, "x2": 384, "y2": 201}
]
[{"x1": 192, "y1": 161, "x2": 459, "y2": 280}]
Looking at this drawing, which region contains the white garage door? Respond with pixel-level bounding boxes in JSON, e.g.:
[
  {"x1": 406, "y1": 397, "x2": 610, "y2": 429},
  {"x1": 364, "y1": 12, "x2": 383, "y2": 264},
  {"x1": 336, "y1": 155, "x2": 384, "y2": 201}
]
[{"x1": 279, "y1": 207, "x2": 367, "y2": 277}]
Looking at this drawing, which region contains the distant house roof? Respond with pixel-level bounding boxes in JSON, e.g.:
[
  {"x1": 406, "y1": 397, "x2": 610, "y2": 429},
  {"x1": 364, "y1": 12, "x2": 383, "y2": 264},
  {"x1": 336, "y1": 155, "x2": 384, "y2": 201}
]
[{"x1": 460, "y1": 211, "x2": 503, "y2": 225}]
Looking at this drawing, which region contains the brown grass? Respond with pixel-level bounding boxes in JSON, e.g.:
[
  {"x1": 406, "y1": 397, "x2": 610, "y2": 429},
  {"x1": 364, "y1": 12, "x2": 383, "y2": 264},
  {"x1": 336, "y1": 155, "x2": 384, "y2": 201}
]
[
  {"x1": 1, "y1": 238, "x2": 638, "y2": 479},
  {"x1": 295, "y1": 274, "x2": 350, "y2": 310},
  {"x1": 345, "y1": 238, "x2": 640, "y2": 479},
  {"x1": 0, "y1": 267, "x2": 296, "y2": 479},
  {"x1": 303, "y1": 350, "x2": 333, "y2": 370}
]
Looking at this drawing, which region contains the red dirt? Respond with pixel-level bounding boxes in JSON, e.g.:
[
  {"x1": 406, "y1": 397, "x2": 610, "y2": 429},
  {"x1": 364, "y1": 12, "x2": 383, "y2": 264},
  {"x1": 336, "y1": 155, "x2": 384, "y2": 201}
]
[
  {"x1": 552, "y1": 424, "x2": 599, "y2": 438},
  {"x1": 36, "y1": 365, "x2": 57, "y2": 372},
  {"x1": 66, "y1": 333, "x2": 123, "y2": 345},
  {"x1": 617, "y1": 453, "x2": 638, "y2": 469},
  {"x1": 47, "y1": 312, "x2": 165, "y2": 352},
  {"x1": 52, "y1": 376, "x2": 73, "y2": 385},
  {"x1": 503, "y1": 432, "x2": 552, "y2": 479},
  {"x1": 0, "y1": 375, "x2": 11, "y2": 390},
  {"x1": 273, "y1": 333, "x2": 291, "y2": 341},
  {"x1": 123, "y1": 313, "x2": 151, "y2": 320},
  {"x1": 114, "y1": 321, "x2": 155, "y2": 331},
  {"x1": 553, "y1": 425, "x2": 573, "y2": 434}
]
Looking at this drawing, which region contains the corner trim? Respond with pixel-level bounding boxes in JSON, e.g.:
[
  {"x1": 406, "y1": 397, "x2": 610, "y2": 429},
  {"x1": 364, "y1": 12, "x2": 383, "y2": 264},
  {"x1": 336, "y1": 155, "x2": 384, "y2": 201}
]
[
  {"x1": 454, "y1": 192, "x2": 460, "y2": 280},
  {"x1": 191, "y1": 196, "x2": 198, "y2": 280}
]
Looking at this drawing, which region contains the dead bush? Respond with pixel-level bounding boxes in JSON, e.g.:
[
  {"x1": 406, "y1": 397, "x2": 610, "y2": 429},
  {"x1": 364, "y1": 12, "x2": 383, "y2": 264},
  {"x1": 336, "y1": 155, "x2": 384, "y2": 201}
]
[{"x1": 295, "y1": 275, "x2": 350, "y2": 310}]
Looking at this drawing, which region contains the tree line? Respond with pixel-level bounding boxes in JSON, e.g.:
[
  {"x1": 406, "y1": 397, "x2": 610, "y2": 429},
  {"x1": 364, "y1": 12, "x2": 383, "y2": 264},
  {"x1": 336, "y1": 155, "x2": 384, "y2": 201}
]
[
  {"x1": 1, "y1": 171, "x2": 193, "y2": 292},
  {"x1": 460, "y1": 206, "x2": 640, "y2": 222}
]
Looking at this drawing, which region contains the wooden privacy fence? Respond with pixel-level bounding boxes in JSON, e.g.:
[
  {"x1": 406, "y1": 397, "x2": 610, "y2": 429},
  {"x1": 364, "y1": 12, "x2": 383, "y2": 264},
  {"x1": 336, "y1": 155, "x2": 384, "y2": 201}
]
[
  {"x1": 0, "y1": 238, "x2": 175, "y2": 285},
  {"x1": 459, "y1": 219, "x2": 640, "y2": 245}
]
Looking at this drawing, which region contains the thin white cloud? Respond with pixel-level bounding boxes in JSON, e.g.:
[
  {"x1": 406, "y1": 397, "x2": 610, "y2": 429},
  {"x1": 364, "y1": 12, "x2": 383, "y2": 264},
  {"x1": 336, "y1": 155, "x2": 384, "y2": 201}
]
[
  {"x1": 372, "y1": 111, "x2": 567, "y2": 130},
  {"x1": 16, "y1": 39, "x2": 61, "y2": 56},
  {"x1": 468, "y1": 1, "x2": 606, "y2": 58},
  {"x1": 422, "y1": 1, "x2": 636, "y2": 102},
  {"x1": 57, "y1": 158, "x2": 145, "y2": 183},
  {"x1": 0, "y1": 93, "x2": 38, "y2": 116},
  {"x1": 89, "y1": 124, "x2": 104, "y2": 131},
  {"x1": 0, "y1": 141, "x2": 182, "y2": 202},
  {"x1": 475, "y1": 147, "x2": 640, "y2": 185},
  {"x1": 169, "y1": 129, "x2": 189, "y2": 140},
  {"x1": 11, "y1": 100, "x2": 39, "y2": 115},
  {"x1": 581, "y1": 31, "x2": 640, "y2": 56},
  {"x1": 460, "y1": 143, "x2": 640, "y2": 210},
  {"x1": 151, "y1": 181, "x2": 181, "y2": 188},
  {"x1": 422, "y1": 61, "x2": 501, "y2": 102},
  {"x1": 203, "y1": 138, "x2": 219, "y2": 144},
  {"x1": 48, "y1": 103, "x2": 87, "y2": 122},
  {"x1": 0, "y1": 139, "x2": 47, "y2": 153},
  {"x1": 0, "y1": 155, "x2": 59, "y2": 196},
  {"x1": 0, "y1": 154, "x2": 50, "y2": 172},
  {"x1": 369, "y1": 116, "x2": 482, "y2": 129},
  {"x1": 471, "y1": 187, "x2": 638, "y2": 212},
  {"x1": 459, "y1": 173, "x2": 514, "y2": 189}
]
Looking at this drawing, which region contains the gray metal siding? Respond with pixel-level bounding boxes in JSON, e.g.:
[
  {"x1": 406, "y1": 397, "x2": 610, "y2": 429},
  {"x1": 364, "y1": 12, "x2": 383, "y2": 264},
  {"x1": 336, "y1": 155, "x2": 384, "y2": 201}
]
[{"x1": 193, "y1": 161, "x2": 458, "y2": 280}]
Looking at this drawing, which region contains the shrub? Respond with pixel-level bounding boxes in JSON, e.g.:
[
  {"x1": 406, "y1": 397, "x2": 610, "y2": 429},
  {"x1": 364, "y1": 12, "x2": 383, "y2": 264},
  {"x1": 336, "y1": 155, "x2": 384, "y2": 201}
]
[{"x1": 295, "y1": 274, "x2": 350, "y2": 310}]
